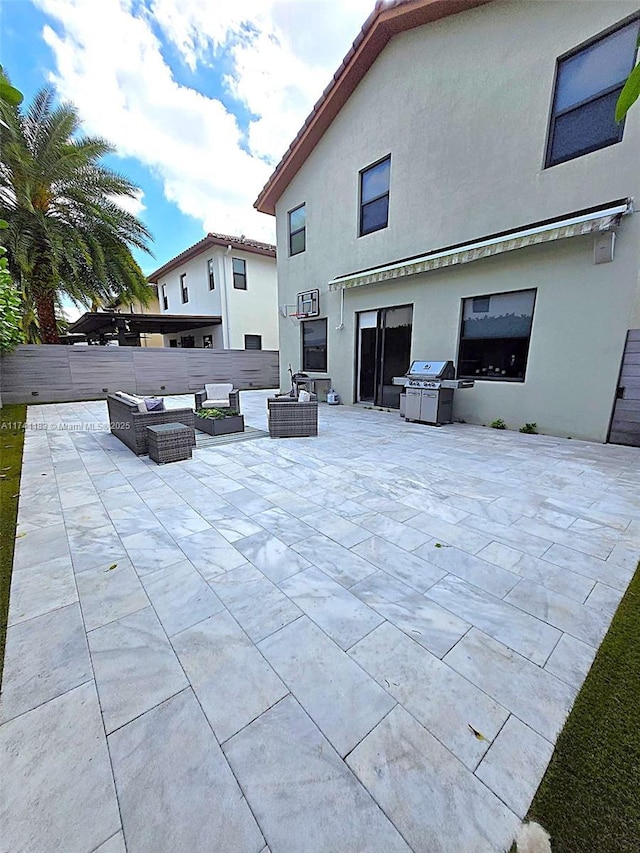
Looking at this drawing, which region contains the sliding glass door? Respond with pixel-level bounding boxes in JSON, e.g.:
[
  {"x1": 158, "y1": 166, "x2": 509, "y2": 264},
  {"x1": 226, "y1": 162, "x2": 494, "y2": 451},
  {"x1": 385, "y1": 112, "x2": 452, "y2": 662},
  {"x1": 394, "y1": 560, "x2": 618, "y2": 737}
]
[{"x1": 357, "y1": 305, "x2": 413, "y2": 408}]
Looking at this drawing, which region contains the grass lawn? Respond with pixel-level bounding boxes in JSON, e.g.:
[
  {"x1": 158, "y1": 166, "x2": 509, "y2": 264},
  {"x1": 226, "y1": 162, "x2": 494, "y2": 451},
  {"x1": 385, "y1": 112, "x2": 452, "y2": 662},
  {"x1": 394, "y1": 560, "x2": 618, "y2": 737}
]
[
  {"x1": 520, "y1": 560, "x2": 640, "y2": 853},
  {"x1": 0, "y1": 404, "x2": 26, "y2": 690}
]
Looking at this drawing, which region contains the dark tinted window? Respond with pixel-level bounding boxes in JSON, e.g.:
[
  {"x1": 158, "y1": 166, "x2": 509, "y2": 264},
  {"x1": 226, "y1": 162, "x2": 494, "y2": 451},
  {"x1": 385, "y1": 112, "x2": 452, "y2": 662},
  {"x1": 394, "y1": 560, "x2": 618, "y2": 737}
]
[
  {"x1": 302, "y1": 318, "x2": 327, "y2": 371},
  {"x1": 546, "y1": 19, "x2": 639, "y2": 167},
  {"x1": 244, "y1": 334, "x2": 262, "y2": 350},
  {"x1": 207, "y1": 259, "x2": 215, "y2": 290},
  {"x1": 360, "y1": 156, "x2": 390, "y2": 236}
]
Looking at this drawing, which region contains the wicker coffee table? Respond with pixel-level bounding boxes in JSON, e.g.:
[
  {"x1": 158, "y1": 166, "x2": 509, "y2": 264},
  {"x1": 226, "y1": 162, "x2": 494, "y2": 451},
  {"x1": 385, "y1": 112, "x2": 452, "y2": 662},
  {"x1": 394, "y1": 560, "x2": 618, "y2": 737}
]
[{"x1": 146, "y1": 422, "x2": 195, "y2": 464}]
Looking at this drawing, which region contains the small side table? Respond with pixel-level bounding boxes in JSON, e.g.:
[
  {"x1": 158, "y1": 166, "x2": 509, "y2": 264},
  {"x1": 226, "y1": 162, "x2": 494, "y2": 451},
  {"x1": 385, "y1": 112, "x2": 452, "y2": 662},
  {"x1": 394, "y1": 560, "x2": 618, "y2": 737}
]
[{"x1": 146, "y1": 422, "x2": 194, "y2": 464}]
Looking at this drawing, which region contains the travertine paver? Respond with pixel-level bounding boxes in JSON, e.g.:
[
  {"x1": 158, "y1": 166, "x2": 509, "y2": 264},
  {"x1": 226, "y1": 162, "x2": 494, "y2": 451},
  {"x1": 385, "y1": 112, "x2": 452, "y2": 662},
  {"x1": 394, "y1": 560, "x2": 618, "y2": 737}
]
[{"x1": 2, "y1": 390, "x2": 640, "y2": 852}]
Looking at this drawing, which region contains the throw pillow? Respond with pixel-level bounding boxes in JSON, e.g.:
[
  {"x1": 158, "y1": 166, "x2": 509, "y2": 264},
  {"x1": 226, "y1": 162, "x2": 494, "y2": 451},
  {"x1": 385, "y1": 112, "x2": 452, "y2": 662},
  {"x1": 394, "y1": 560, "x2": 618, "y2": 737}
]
[{"x1": 144, "y1": 397, "x2": 165, "y2": 412}]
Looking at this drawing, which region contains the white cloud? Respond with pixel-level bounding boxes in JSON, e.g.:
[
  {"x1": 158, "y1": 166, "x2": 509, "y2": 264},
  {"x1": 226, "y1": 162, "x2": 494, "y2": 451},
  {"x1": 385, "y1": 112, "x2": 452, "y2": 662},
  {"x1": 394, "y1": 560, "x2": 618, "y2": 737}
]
[
  {"x1": 110, "y1": 188, "x2": 146, "y2": 217},
  {"x1": 34, "y1": 0, "x2": 375, "y2": 246}
]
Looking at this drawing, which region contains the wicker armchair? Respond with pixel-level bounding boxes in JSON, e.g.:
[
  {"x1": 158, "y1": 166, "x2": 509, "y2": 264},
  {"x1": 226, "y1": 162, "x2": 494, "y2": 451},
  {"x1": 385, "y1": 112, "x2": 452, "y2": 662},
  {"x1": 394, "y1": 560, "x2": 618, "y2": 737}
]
[
  {"x1": 107, "y1": 394, "x2": 196, "y2": 455},
  {"x1": 267, "y1": 396, "x2": 318, "y2": 438},
  {"x1": 194, "y1": 383, "x2": 240, "y2": 412}
]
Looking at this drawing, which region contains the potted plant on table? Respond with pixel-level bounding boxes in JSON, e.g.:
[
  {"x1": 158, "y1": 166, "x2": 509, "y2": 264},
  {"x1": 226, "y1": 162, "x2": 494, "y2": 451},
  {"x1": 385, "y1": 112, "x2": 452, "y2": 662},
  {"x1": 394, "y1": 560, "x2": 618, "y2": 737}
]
[{"x1": 194, "y1": 408, "x2": 245, "y2": 436}]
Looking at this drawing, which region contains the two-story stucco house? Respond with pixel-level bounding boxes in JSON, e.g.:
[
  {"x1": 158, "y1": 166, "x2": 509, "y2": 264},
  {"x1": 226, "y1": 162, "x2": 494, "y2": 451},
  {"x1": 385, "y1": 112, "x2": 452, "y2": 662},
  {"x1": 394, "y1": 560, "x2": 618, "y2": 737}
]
[
  {"x1": 147, "y1": 232, "x2": 278, "y2": 351},
  {"x1": 255, "y1": 0, "x2": 640, "y2": 444}
]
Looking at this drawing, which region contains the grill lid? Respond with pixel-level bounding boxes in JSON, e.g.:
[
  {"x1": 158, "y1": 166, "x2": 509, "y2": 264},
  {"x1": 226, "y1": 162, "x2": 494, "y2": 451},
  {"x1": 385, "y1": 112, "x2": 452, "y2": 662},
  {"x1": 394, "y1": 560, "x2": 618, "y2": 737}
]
[{"x1": 406, "y1": 360, "x2": 455, "y2": 380}]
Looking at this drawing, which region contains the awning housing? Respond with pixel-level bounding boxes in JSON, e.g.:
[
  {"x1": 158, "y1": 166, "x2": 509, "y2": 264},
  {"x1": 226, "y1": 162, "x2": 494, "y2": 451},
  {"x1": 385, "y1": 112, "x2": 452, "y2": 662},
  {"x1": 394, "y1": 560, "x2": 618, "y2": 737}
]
[{"x1": 328, "y1": 199, "x2": 633, "y2": 291}]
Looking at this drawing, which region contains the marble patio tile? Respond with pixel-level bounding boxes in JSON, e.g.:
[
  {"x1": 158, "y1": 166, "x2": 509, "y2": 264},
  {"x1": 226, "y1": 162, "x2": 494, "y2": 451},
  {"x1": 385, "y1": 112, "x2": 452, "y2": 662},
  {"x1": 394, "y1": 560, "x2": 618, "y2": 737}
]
[
  {"x1": 177, "y1": 527, "x2": 247, "y2": 579},
  {"x1": 352, "y1": 536, "x2": 446, "y2": 593},
  {"x1": 211, "y1": 515, "x2": 265, "y2": 544},
  {"x1": 585, "y1": 581, "x2": 624, "y2": 616},
  {"x1": 76, "y1": 557, "x2": 149, "y2": 630},
  {"x1": 266, "y1": 489, "x2": 321, "y2": 519},
  {"x1": 0, "y1": 682, "x2": 121, "y2": 853},
  {"x1": 514, "y1": 515, "x2": 612, "y2": 560},
  {"x1": 607, "y1": 540, "x2": 640, "y2": 572},
  {"x1": 7, "y1": 556, "x2": 77, "y2": 625},
  {"x1": 142, "y1": 559, "x2": 224, "y2": 636},
  {"x1": 350, "y1": 571, "x2": 469, "y2": 658},
  {"x1": 299, "y1": 508, "x2": 369, "y2": 548},
  {"x1": 222, "y1": 578, "x2": 302, "y2": 643},
  {"x1": 505, "y1": 579, "x2": 610, "y2": 647},
  {"x1": 12, "y1": 522, "x2": 69, "y2": 571},
  {"x1": 109, "y1": 689, "x2": 264, "y2": 853},
  {"x1": 349, "y1": 621, "x2": 506, "y2": 769},
  {"x1": 542, "y1": 543, "x2": 633, "y2": 590},
  {"x1": 444, "y1": 628, "x2": 575, "y2": 742},
  {"x1": 414, "y1": 542, "x2": 520, "y2": 598},
  {"x1": 98, "y1": 483, "x2": 147, "y2": 511},
  {"x1": 292, "y1": 533, "x2": 377, "y2": 588},
  {"x1": 139, "y1": 485, "x2": 188, "y2": 510},
  {"x1": 544, "y1": 498, "x2": 632, "y2": 532},
  {"x1": 68, "y1": 524, "x2": 128, "y2": 574},
  {"x1": 16, "y1": 494, "x2": 64, "y2": 532},
  {"x1": 259, "y1": 617, "x2": 394, "y2": 757},
  {"x1": 207, "y1": 562, "x2": 267, "y2": 604},
  {"x1": 235, "y1": 530, "x2": 311, "y2": 583},
  {"x1": 120, "y1": 528, "x2": 186, "y2": 577},
  {"x1": 57, "y1": 481, "x2": 100, "y2": 510},
  {"x1": 346, "y1": 705, "x2": 519, "y2": 853},
  {"x1": 107, "y1": 503, "x2": 163, "y2": 537},
  {"x1": 93, "y1": 831, "x2": 126, "y2": 853},
  {"x1": 475, "y1": 715, "x2": 554, "y2": 818},
  {"x1": 63, "y1": 500, "x2": 112, "y2": 532},
  {"x1": 0, "y1": 603, "x2": 91, "y2": 723},
  {"x1": 355, "y1": 511, "x2": 431, "y2": 551},
  {"x1": 152, "y1": 504, "x2": 212, "y2": 539},
  {"x1": 88, "y1": 606, "x2": 188, "y2": 733},
  {"x1": 279, "y1": 567, "x2": 384, "y2": 650},
  {"x1": 252, "y1": 506, "x2": 316, "y2": 544},
  {"x1": 544, "y1": 633, "x2": 597, "y2": 690},
  {"x1": 224, "y1": 695, "x2": 410, "y2": 853},
  {"x1": 462, "y1": 515, "x2": 553, "y2": 558},
  {"x1": 399, "y1": 491, "x2": 471, "y2": 524},
  {"x1": 172, "y1": 609, "x2": 287, "y2": 743},
  {"x1": 426, "y1": 574, "x2": 560, "y2": 665},
  {"x1": 223, "y1": 487, "x2": 275, "y2": 516},
  {"x1": 404, "y1": 512, "x2": 492, "y2": 554}
]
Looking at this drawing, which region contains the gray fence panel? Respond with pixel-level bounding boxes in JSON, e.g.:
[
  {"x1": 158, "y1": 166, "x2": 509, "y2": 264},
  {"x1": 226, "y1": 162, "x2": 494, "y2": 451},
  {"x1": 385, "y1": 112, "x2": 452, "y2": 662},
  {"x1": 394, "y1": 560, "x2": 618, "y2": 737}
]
[
  {"x1": 609, "y1": 330, "x2": 640, "y2": 446},
  {"x1": 0, "y1": 345, "x2": 279, "y2": 404}
]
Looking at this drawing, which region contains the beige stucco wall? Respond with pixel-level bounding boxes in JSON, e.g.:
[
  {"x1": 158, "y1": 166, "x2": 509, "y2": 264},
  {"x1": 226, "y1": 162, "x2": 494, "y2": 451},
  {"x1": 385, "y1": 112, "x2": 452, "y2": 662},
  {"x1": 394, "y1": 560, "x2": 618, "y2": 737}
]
[
  {"x1": 113, "y1": 293, "x2": 164, "y2": 347},
  {"x1": 273, "y1": 0, "x2": 640, "y2": 441}
]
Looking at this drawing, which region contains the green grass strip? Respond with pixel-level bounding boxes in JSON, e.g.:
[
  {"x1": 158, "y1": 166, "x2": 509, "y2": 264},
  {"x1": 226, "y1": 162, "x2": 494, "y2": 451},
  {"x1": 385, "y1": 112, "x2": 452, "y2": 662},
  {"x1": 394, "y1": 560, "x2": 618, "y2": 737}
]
[
  {"x1": 524, "y1": 560, "x2": 640, "y2": 853},
  {"x1": 0, "y1": 404, "x2": 26, "y2": 690}
]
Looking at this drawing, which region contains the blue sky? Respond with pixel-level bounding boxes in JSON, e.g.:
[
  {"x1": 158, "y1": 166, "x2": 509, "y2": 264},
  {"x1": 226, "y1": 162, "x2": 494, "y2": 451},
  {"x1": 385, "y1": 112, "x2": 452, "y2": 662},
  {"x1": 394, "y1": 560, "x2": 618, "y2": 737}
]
[{"x1": 1, "y1": 0, "x2": 373, "y2": 292}]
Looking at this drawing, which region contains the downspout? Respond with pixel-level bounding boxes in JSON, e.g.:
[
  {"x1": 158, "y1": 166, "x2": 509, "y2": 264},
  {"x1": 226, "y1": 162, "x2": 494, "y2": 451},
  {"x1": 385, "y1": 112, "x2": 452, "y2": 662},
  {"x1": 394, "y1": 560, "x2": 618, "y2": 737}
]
[
  {"x1": 220, "y1": 245, "x2": 232, "y2": 348},
  {"x1": 336, "y1": 286, "x2": 345, "y2": 330}
]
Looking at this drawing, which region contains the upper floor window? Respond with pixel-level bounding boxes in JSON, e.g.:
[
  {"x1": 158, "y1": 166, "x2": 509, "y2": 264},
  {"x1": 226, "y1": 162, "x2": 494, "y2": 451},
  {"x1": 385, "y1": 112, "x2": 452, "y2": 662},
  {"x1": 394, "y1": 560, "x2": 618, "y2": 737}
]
[
  {"x1": 207, "y1": 258, "x2": 215, "y2": 290},
  {"x1": 458, "y1": 289, "x2": 536, "y2": 382},
  {"x1": 180, "y1": 273, "x2": 188, "y2": 303},
  {"x1": 546, "y1": 18, "x2": 640, "y2": 168},
  {"x1": 359, "y1": 155, "x2": 390, "y2": 236},
  {"x1": 244, "y1": 334, "x2": 262, "y2": 350},
  {"x1": 233, "y1": 258, "x2": 247, "y2": 289},
  {"x1": 289, "y1": 204, "x2": 306, "y2": 255},
  {"x1": 161, "y1": 284, "x2": 168, "y2": 311}
]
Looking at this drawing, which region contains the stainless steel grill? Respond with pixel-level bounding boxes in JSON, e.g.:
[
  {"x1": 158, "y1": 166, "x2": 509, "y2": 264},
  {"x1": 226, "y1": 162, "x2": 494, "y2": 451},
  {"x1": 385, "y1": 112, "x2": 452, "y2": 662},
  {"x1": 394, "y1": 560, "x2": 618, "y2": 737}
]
[{"x1": 403, "y1": 360, "x2": 474, "y2": 425}]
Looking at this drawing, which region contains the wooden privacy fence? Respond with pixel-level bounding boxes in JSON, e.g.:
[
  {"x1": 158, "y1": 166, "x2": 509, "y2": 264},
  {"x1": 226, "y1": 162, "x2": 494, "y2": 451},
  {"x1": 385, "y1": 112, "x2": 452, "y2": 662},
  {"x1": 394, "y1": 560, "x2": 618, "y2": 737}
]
[
  {"x1": 0, "y1": 345, "x2": 280, "y2": 405},
  {"x1": 609, "y1": 329, "x2": 640, "y2": 446}
]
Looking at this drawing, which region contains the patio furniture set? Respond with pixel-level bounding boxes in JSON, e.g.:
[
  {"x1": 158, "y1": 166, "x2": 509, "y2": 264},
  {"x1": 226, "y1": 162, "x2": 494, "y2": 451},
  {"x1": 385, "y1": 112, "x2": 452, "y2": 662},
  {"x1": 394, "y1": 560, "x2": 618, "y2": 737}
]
[{"x1": 106, "y1": 382, "x2": 319, "y2": 462}]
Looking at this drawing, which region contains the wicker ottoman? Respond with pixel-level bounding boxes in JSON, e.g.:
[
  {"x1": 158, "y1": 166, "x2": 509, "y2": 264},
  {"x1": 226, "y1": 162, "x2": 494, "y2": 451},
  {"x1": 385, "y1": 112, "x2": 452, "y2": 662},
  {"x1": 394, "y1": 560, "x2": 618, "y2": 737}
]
[{"x1": 146, "y1": 423, "x2": 195, "y2": 464}]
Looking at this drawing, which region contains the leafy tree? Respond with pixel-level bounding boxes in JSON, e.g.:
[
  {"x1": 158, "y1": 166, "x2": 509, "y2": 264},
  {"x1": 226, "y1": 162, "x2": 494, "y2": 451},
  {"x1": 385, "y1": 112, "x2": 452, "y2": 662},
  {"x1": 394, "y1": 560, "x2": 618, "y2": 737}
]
[
  {"x1": 0, "y1": 74, "x2": 153, "y2": 343},
  {"x1": 0, "y1": 235, "x2": 23, "y2": 353},
  {"x1": 616, "y1": 33, "x2": 640, "y2": 121}
]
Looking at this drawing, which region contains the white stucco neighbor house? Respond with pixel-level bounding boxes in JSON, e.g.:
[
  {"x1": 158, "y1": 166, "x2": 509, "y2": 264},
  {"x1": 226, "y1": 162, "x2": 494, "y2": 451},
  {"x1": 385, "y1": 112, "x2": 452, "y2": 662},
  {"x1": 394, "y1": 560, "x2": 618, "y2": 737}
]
[
  {"x1": 255, "y1": 0, "x2": 640, "y2": 444},
  {"x1": 147, "y1": 233, "x2": 278, "y2": 351}
]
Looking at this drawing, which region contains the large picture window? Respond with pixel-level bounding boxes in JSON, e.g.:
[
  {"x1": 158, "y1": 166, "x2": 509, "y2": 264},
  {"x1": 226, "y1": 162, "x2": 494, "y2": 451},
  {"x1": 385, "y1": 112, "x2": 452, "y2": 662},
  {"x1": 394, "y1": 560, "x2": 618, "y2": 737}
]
[
  {"x1": 289, "y1": 204, "x2": 306, "y2": 256},
  {"x1": 359, "y1": 156, "x2": 390, "y2": 236},
  {"x1": 546, "y1": 18, "x2": 640, "y2": 167},
  {"x1": 458, "y1": 290, "x2": 536, "y2": 382},
  {"x1": 302, "y1": 318, "x2": 327, "y2": 372}
]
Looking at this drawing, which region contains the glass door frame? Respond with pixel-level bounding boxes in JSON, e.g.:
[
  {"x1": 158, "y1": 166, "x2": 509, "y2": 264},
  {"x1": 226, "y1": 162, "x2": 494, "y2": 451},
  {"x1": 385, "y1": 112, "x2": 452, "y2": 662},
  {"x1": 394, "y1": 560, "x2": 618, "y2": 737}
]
[{"x1": 355, "y1": 304, "x2": 413, "y2": 407}]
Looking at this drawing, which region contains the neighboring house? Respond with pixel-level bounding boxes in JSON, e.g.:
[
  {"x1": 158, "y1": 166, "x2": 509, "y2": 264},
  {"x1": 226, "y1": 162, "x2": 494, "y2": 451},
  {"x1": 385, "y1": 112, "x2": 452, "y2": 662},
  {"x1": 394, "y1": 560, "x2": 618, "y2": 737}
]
[
  {"x1": 147, "y1": 233, "x2": 278, "y2": 351},
  {"x1": 255, "y1": 0, "x2": 640, "y2": 443},
  {"x1": 110, "y1": 288, "x2": 164, "y2": 347}
]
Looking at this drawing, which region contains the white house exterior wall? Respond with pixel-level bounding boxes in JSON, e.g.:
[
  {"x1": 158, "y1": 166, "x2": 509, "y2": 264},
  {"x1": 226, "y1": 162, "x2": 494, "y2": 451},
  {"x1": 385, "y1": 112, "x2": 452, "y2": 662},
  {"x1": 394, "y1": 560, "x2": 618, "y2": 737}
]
[
  {"x1": 273, "y1": 0, "x2": 640, "y2": 442},
  {"x1": 156, "y1": 246, "x2": 278, "y2": 350}
]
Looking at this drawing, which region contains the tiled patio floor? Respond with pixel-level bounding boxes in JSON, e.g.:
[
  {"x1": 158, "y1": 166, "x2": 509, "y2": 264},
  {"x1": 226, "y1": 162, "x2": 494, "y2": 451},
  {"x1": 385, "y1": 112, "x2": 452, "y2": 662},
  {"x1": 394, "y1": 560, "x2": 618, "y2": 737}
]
[{"x1": 2, "y1": 391, "x2": 639, "y2": 852}]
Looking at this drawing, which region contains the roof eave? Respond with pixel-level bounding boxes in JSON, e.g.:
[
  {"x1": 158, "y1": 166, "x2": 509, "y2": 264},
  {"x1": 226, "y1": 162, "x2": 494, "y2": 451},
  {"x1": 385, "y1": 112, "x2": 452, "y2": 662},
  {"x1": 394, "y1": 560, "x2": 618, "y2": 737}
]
[
  {"x1": 147, "y1": 235, "x2": 276, "y2": 283},
  {"x1": 254, "y1": 0, "x2": 491, "y2": 216}
]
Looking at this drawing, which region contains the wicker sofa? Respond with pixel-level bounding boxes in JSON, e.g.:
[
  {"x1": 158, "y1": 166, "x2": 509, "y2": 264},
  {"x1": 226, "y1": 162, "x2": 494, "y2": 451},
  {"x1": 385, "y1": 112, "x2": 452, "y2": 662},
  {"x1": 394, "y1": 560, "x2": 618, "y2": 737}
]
[
  {"x1": 106, "y1": 394, "x2": 196, "y2": 455},
  {"x1": 267, "y1": 395, "x2": 318, "y2": 438}
]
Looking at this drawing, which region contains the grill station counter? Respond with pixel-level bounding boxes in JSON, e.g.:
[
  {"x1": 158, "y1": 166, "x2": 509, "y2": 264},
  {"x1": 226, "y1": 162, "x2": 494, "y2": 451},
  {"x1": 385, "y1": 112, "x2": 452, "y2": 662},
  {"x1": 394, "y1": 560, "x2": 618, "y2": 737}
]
[{"x1": 398, "y1": 361, "x2": 474, "y2": 426}]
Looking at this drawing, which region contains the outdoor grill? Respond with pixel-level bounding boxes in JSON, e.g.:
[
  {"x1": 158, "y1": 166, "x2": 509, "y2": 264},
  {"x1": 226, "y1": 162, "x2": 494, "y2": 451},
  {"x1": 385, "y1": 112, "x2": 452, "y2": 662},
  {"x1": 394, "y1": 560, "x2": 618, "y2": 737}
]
[{"x1": 403, "y1": 360, "x2": 474, "y2": 426}]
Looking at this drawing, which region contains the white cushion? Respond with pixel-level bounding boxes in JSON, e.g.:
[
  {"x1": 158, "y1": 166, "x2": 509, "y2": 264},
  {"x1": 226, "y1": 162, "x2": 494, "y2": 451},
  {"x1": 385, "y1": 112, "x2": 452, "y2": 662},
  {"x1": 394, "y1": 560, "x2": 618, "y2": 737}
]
[
  {"x1": 115, "y1": 391, "x2": 142, "y2": 407},
  {"x1": 205, "y1": 383, "x2": 233, "y2": 401},
  {"x1": 201, "y1": 399, "x2": 231, "y2": 408}
]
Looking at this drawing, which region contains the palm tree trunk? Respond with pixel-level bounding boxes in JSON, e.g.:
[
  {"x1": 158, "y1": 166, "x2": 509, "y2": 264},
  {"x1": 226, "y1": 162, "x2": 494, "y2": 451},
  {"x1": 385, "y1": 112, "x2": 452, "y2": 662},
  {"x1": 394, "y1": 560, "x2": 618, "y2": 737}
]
[{"x1": 34, "y1": 290, "x2": 60, "y2": 344}]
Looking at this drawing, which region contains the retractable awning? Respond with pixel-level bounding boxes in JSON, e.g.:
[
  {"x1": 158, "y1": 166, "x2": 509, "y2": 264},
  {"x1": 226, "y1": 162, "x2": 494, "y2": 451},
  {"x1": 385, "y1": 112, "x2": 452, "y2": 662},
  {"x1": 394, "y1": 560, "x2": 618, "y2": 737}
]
[{"x1": 328, "y1": 199, "x2": 633, "y2": 291}]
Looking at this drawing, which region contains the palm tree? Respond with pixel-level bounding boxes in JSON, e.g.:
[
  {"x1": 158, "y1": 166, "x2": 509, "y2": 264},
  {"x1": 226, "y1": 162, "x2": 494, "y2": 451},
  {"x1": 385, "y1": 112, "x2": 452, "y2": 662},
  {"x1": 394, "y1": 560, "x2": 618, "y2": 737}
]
[{"x1": 0, "y1": 80, "x2": 153, "y2": 343}]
